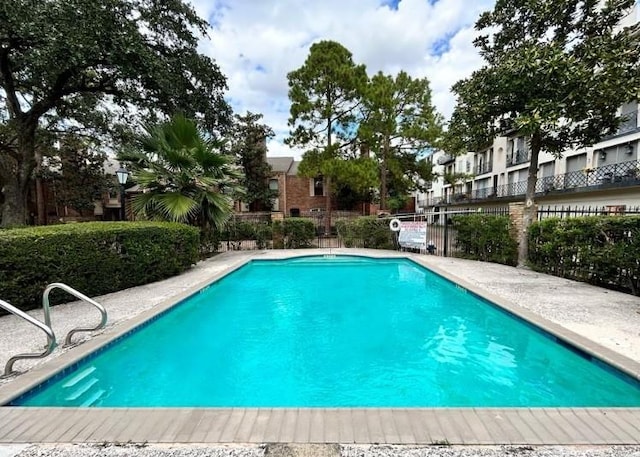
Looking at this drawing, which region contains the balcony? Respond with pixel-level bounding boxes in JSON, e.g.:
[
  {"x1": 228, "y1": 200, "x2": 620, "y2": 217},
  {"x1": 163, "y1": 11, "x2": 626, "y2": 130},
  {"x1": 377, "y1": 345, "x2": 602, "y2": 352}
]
[
  {"x1": 417, "y1": 196, "x2": 445, "y2": 207},
  {"x1": 475, "y1": 162, "x2": 493, "y2": 175},
  {"x1": 440, "y1": 159, "x2": 640, "y2": 205},
  {"x1": 536, "y1": 159, "x2": 640, "y2": 192},
  {"x1": 436, "y1": 154, "x2": 455, "y2": 165},
  {"x1": 471, "y1": 187, "x2": 496, "y2": 199},
  {"x1": 506, "y1": 149, "x2": 530, "y2": 167}
]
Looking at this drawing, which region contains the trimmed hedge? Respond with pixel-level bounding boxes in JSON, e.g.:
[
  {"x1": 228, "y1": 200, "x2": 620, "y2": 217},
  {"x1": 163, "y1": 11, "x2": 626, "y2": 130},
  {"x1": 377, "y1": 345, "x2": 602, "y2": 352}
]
[
  {"x1": 336, "y1": 217, "x2": 396, "y2": 250},
  {"x1": 0, "y1": 222, "x2": 199, "y2": 312},
  {"x1": 452, "y1": 214, "x2": 518, "y2": 266},
  {"x1": 273, "y1": 218, "x2": 315, "y2": 249},
  {"x1": 529, "y1": 216, "x2": 640, "y2": 295}
]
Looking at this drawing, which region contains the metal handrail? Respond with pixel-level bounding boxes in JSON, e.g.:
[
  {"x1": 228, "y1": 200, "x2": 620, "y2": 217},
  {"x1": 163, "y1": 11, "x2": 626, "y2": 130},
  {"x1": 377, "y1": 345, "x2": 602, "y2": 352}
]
[
  {"x1": 1, "y1": 299, "x2": 56, "y2": 378},
  {"x1": 42, "y1": 283, "x2": 107, "y2": 346}
]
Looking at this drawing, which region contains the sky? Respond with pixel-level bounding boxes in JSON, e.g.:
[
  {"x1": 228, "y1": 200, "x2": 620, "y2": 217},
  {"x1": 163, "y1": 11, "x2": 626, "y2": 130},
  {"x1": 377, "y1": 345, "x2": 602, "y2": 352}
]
[{"x1": 189, "y1": 0, "x2": 497, "y2": 158}]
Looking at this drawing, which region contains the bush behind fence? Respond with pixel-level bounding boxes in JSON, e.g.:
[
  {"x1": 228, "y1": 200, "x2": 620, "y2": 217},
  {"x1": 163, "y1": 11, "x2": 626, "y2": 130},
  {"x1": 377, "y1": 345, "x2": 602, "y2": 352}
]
[
  {"x1": 451, "y1": 214, "x2": 518, "y2": 266},
  {"x1": 528, "y1": 216, "x2": 640, "y2": 295}
]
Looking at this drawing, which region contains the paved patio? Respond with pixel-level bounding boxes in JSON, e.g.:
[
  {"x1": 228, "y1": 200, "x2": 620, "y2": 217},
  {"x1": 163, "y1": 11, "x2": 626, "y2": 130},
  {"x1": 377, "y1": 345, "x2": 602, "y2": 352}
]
[{"x1": 0, "y1": 249, "x2": 639, "y2": 446}]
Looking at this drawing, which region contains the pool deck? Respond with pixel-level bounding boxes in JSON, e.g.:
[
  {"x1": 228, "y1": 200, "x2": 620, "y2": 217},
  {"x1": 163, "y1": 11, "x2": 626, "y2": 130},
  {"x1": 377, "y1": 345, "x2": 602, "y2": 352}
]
[{"x1": 1, "y1": 249, "x2": 640, "y2": 445}]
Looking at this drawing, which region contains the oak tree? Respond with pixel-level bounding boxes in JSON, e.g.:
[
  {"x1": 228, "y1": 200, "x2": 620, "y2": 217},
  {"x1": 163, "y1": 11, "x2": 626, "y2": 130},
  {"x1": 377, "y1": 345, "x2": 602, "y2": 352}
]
[
  {"x1": 448, "y1": 0, "x2": 640, "y2": 264},
  {"x1": 0, "y1": 0, "x2": 230, "y2": 226}
]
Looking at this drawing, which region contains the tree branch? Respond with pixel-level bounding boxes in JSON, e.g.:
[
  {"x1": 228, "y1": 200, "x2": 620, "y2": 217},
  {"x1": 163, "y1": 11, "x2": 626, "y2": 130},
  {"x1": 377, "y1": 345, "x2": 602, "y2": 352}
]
[{"x1": 0, "y1": 47, "x2": 23, "y2": 118}]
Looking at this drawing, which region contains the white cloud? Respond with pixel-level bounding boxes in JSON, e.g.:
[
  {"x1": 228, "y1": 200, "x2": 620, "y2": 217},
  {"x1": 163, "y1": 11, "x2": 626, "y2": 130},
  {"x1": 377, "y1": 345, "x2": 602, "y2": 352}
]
[{"x1": 189, "y1": 0, "x2": 495, "y2": 158}]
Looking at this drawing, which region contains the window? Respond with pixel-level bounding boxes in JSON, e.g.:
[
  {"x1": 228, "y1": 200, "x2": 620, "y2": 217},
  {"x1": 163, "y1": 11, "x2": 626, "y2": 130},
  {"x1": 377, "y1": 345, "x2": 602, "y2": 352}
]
[
  {"x1": 269, "y1": 179, "x2": 279, "y2": 191},
  {"x1": 313, "y1": 176, "x2": 324, "y2": 196},
  {"x1": 539, "y1": 161, "x2": 555, "y2": 178}
]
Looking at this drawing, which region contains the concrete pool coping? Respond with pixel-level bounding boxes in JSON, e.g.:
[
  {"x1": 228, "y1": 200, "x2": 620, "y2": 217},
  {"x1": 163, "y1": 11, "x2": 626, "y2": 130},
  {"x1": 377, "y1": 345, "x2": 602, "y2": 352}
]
[{"x1": 0, "y1": 249, "x2": 639, "y2": 445}]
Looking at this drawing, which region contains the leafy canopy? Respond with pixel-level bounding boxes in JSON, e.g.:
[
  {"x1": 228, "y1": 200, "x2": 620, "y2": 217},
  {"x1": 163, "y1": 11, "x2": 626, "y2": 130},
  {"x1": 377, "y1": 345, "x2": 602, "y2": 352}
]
[
  {"x1": 42, "y1": 135, "x2": 110, "y2": 214},
  {"x1": 287, "y1": 40, "x2": 377, "y2": 197},
  {"x1": 0, "y1": 0, "x2": 231, "y2": 133},
  {"x1": 447, "y1": 0, "x2": 640, "y2": 264},
  {"x1": 0, "y1": 0, "x2": 231, "y2": 225},
  {"x1": 448, "y1": 0, "x2": 640, "y2": 155},
  {"x1": 359, "y1": 71, "x2": 442, "y2": 207}
]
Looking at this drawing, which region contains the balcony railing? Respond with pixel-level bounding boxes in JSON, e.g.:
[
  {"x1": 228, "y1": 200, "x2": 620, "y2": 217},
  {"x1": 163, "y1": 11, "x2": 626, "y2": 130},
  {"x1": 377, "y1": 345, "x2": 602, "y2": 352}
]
[
  {"x1": 475, "y1": 162, "x2": 493, "y2": 175},
  {"x1": 537, "y1": 159, "x2": 640, "y2": 192},
  {"x1": 506, "y1": 149, "x2": 530, "y2": 167},
  {"x1": 438, "y1": 159, "x2": 640, "y2": 204}
]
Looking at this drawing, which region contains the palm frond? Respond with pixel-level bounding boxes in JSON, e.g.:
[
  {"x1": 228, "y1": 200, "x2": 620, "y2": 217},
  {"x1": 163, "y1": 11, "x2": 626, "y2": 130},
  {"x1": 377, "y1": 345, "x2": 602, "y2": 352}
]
[{"x1": 154, "y1": 192, "x2": 200, "y2": 222}]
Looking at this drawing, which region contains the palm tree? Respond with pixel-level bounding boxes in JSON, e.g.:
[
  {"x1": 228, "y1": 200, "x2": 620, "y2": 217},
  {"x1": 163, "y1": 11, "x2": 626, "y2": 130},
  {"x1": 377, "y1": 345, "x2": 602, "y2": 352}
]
[{"x1": 119, "y1": 115, "x2": 243, "y2": 230}]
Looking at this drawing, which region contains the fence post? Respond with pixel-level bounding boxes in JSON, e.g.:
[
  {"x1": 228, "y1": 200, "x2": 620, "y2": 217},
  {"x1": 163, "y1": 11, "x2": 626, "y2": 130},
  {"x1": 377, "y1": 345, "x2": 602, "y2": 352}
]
[
  {"x1": 508, "y1": 202, "x2": 537, "y2": 262},
  {"x1": 272, "y1": 211, "x2": 284, "y2": 249},
  {"x1": 443, "y1": 212, "x2": 449, "y2": 257}
]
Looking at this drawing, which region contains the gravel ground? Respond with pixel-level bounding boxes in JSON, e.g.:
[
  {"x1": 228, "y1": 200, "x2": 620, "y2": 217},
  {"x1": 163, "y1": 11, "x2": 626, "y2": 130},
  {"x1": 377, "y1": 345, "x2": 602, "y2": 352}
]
[
  {"x1": 3, "y1": 444, "x2": 640, "y2": 457},
  {"x1": 6, "y1": 443, "x2": 264, "y2": 457},
  {"x1": 342, "y1": 445, "x2": 640, "y2": 457}
]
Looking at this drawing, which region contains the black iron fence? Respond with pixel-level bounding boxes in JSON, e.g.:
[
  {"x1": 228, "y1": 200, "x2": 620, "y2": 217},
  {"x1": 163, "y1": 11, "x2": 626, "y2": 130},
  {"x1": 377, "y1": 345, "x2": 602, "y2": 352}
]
[
  {"x1": 538, "y1": 205, "x2": 640, "y2": 220},
  {"x1": 210, "y1": 208, "x2": 512, "y2": 257}
]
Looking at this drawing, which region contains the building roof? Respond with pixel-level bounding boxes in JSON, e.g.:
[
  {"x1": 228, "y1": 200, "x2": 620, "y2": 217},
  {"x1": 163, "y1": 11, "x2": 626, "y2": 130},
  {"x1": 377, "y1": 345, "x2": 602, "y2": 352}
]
[
  {"x1": 288, "y1": 160, "x2": 301, "y2": 175},
  {"x1": 267, "y1": 156, "x2": 294, "y2": 173}
]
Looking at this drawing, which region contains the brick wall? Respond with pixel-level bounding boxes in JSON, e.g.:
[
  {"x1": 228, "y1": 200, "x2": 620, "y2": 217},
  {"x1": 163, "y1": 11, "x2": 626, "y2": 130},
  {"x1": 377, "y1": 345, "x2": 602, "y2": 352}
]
[{"x1": 285, "y1": 175, "x2": 328, "y2": 215}]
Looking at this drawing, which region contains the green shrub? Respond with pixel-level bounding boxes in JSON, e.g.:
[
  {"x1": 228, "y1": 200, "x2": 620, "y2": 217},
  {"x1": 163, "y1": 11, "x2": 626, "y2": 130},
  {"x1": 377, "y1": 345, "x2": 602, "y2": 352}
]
[
  {"x1": 336, "y1": 217, "x2": 395, "y2": 250},
  {"x1": 0, "y1": 222, "x2": 199, "y2": 312},
  {"x1": 225, "y1": 220, "x2": 258, "y2": 241},
  {"x1": 281, "y1": 218, "x2": 315, "y2": 248},
  {"x1": 254, "y1": 222, "x2": 273, "y2": 249},
  {"x1": 272, "y1": 220, "x2": 285, "y2": 249},
  {"x1": 529, "y1": 216, "x2": 640, "y2": 295},
  {"x1": 452, "y1": 214, "x2": 517, "y2": 266},
  {"x1": 199, "y1": 227, "x2": 221, "y2": 258}
]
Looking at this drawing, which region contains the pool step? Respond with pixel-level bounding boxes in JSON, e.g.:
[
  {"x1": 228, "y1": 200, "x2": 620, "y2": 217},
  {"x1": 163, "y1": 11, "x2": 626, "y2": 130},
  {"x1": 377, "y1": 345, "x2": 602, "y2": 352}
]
[
  {"x1": 80, "y1": 389, "x2": 106, "y2": 407},
  {"x1": 61, "y1": 366, "x2": 96, "y2": 388},
  {"x1": 64, "y1": 377, "x2": 99, "y2": 401}
]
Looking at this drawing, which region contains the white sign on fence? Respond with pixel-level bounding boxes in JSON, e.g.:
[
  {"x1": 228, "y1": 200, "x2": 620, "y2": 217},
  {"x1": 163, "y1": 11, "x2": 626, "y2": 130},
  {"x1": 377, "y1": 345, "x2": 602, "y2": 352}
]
[{"x1": 398, "y1": 221, "x2": 427, "y2": 250}]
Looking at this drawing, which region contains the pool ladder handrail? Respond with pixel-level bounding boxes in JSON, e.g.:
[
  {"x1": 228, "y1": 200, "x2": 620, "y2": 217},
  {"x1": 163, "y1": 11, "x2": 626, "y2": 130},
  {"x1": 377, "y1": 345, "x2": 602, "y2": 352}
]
[
  {"x1": 0, "y1": 299, "x2": 56, "y2": 378},
  {"x1": 42, "y1": 283, "x2": 108, "y2": 347}
]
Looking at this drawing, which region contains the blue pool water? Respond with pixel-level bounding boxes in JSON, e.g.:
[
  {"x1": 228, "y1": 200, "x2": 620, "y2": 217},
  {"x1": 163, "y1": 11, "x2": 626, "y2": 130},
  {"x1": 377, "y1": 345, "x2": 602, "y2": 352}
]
[{"x1": 13, "y1": 256, "x2": 640, "y2": 407}]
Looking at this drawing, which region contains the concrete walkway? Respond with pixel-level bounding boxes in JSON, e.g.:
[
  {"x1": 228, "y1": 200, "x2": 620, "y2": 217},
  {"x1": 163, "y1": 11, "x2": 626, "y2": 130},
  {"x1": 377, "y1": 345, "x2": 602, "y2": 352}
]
[{"x1": 0, "y1": 249, "x2": 639, "y2": 449}]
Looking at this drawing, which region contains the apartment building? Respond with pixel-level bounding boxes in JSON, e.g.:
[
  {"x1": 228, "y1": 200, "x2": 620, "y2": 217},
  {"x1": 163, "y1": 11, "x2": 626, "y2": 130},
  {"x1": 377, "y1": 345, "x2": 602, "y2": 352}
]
[
  {"x1": 419, "y1": 115, "x2": 640, "y2": 212},
  {"x1": 418, "y1": 4, "x2": 640, "y2": 212}
]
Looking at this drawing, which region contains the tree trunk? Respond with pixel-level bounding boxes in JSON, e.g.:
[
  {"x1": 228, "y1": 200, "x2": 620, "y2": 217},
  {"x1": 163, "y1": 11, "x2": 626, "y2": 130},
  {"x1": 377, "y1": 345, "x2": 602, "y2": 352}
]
[
  {"x1": 35, "y1": 147, "x2": 46, "y2": 225},
  {"x1": 0, "y1": 121, "x2": 37, "y2": 227},
  {"x1": 1, "y1": 176, "x2": 29, "y2": 227},
  {"x1": 380, "y1": 137, "x2": 389, "y2": 211},
  {"x1": 324, "y1": 175, "x2": 332, "y2": 235},
  {"x1": 517, "y1": 132, "x2": 541, "y2": 267},
  {"x1": 324, "y1": 117, "x2": 332, "y2": 236}
]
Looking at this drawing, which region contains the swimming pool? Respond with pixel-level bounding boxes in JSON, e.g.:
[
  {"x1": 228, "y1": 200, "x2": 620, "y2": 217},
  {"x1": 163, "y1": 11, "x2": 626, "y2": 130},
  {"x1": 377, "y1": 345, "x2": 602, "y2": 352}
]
[{"x1": 10, "y1": 255, "x2": 640, "y2": 407}]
